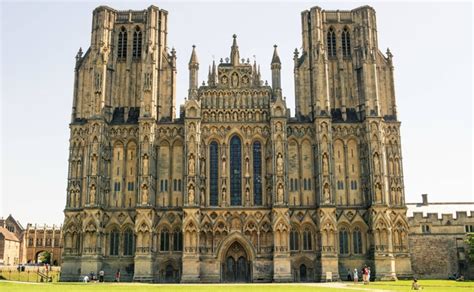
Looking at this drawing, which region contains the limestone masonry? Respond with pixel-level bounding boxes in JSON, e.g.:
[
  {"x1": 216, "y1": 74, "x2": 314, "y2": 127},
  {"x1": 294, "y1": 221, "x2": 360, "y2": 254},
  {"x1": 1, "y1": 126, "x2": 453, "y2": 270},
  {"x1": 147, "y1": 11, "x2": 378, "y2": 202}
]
[{"x1": 59, "y1": 4, "x2": 471, "y2": 283}]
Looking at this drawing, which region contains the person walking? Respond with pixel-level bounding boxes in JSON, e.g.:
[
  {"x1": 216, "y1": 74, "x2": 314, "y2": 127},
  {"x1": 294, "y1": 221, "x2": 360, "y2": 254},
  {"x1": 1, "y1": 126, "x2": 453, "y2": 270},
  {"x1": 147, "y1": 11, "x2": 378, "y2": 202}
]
[
  {"x1": 362, "y1": 266, "x2": 368, "y2": 284},
  {"x1": 347, "y1": 268, "x2": 352, "y2": 281},
  {"x1": 99, "y1": 270, "x2": 104, "y2": 282},
  {"x1": 353, "y1": 268, "x2": 359, "y2": 283},
  {"x1": 115, "y1": 269, "x2": 121, "y2": 282},
  {"x1": 367, "y1": 267, "x2": 371, "y2": 284}
]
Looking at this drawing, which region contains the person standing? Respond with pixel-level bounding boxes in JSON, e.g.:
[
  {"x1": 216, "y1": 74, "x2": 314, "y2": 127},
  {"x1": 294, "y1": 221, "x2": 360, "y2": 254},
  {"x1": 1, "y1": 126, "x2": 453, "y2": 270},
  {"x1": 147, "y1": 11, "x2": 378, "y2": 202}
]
[
  {"x1": 367, "y1": 267, "x2": 371, "y2": 284},
  {"x1": 347, "y1": 268, "x2": 352, "y2": 281},
  {"x1": 353, "y1": 268, "x2": 359, "y2": 283},
  {"x1": 99, "y1": 270, "x2": 104, "y2": 282},
  {"x1": 115, "y1": 269, "x2": 121, "y2": 282},
  {"x1": 362, "y1": 266, "x2": 368, "y2": 284}
]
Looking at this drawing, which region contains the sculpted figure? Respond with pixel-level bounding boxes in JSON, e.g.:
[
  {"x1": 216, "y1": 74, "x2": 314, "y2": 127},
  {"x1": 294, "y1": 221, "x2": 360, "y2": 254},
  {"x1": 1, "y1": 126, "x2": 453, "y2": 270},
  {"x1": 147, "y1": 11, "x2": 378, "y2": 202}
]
[
  {"x1": 91, "y1": 155, "x2": 97, "y2": 175},
  {"x1": 277, "y1": 183, "x2": 284, "y2": 203},
  {"x1": 90, "y1": 185, "x2": 96, "y2": 205},
  {"x1": 188, "y1": 154, "x2": 195, "y2": 176},
  {"x1": 322, "y1": 154, "x2": 329, "y2": 174},
  {"x1": 143, "y1": 154, "x2": 149, "y2": 175},
  {"x1": 188, "y1": 185, "x2": 195, "y2": 204},
  {"x1": 276, "y1": 153, "x2": 284, "y2": 175},
  {"x1": 323, "y1": 184, "x2": 330, "y2": 203},
  {"x1": 142, "y1": 185, "x2": 148, "y2": 204},
  {"x1": 222, "y1": 156, "x2": 226, "y2": 176}
]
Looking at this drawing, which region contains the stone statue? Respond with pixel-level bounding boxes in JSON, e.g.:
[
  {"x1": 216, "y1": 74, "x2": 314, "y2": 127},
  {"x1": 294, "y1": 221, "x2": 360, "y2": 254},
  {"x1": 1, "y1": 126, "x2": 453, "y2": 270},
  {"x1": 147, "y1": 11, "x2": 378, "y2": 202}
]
[
  {"x1": 222, "y1": 187, "x2": 227, "y2": 206},
  {"x1": 245, "y1": 188, "x2": 250, "y2": 203},
  {"x1": 143, "y1": 154, "x2": 149, "y2": 175},
  {"x1": 276, "y1": 153, "x2": 284, "y2": 176},
  {"x1": 322, "y1": 154, "x2": 329, "y2": 174},
  {"x1": 375, "y1": 184, "x2": 382, "y2": 202},
  {"x1": 142, "y1": 185, "x2": 148, "y2": 204},
  {"x1": 90, "y1": 185, "x2": 96, "y2": 205},
  {"x1": 277, "y1": 183, "x2": 284, "y2": 203},
  {"x1": 188, "y1": 185, "x2": 195, "y2": 204},
  {"x1": 188, "y1": 154, "x2": 195, "y2": 176},
  {"x1": 200, "y1": 158, "x2": 206, "y2": 176},
  {"x1": 323, "y1": 184, "x2": 330, "y2": 203}
]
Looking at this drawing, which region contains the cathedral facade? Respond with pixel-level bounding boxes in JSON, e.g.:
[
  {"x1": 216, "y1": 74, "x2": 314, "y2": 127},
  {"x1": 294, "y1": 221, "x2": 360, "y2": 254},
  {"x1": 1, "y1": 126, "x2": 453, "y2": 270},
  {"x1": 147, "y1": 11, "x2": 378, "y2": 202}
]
[{"x1": 61, "y1": 5, "x2": 412, "y2": 282}]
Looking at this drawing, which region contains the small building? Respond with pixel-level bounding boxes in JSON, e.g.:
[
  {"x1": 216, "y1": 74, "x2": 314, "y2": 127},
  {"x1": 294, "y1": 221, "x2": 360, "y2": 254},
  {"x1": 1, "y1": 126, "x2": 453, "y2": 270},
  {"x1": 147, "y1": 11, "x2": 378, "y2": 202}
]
[
  {"x1": 0, "y1": 226, "x2": 20, "y2": 266},
  {"x1": 407, "y1": 194, "x2": 474, "y2": 279}
]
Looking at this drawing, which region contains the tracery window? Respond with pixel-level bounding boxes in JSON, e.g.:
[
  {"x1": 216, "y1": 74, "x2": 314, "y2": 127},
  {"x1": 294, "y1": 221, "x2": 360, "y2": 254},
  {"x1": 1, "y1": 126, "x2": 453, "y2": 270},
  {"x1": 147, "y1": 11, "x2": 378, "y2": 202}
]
[
  {"x1": 173, "y1": 229, "x2": 183, "y2": 251},
  {"x1": 290, "y1": 228, "x2": 299, "y2": 251},
  {"x1": 123, "y1": 229, "x2": 134, "y2": 256},
  {"x1": 110, "y1": 229, "x2": 120, "y2": 256},
  {"x1": 303, "y1": 228, "x2": 312, "y2": 250},
  {"x1": 353, "y1": 228, "x2": 363, "y2": 254},
  {"x1": 339, "y1": 229, "x2": 349, "y2": 254},
  {"x1": 132, "y1": 26, "x2": 142, "y2": 59},
  {"x1": 327, "y1": 27, "x2": 337, "y2": 58},
  {"x1": 230, "y1": 136, "x2": 242, "y2": 206},
  {"x1": 209, "y1": 142, "x2": 219, "y2": 206},
  {"x1": 253, "y1": 141, "x2": 262, "y2": 205},
  {"x1": 342, "y1": 27, "x2": 351, "y2": 57},
  {"x1": 117, "y1": 27, "x2": 127, "y2": 59},
  {"x1": 160, "y1": 229, "x2": 170, "y2": 251}
]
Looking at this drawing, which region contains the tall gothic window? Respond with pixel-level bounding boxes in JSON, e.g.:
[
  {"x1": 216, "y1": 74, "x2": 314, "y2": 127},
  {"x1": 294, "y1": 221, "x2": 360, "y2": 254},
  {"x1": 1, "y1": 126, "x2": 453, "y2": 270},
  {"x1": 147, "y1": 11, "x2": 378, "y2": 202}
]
[
  {"x1": 353, "y1": 228, "x2": 363, "y2": 254},
  {"x1": 160, "y1": 229, "x2": 170, "y2": 251},
  {"x1": 123, "y1": 229, "x2": 134, "y2": 256},
  {"x1": 230, "y1": 136, "x2": 242, "y2": 206},
  {"x1": 327, "y1": 27, "x2": 336, "y2": 58},
  {"x1": 109, "y1": 229, "x2": 120, "y2": 256},
  {"x1": 173, "y1": 229, "x2": 183, "y2": 251},
  {"x1": 132, "y1": 26, "x2": 142, "y2": 59},
  {"x1": 339, "y1": 229, "x2": 349, "y2": 254},
  {"x1": 290, "y1": 228, "x2": 299, "y2": 251},
  {"x1": 118, "y1": 27, "x2": 127, "y2": 59},
  {"x1": 253, "y1": 141, "x2": 262, "y2": 205},
  {"x1": 342, "y1": 27, "x2": 351, "y2": 57},
  {"x1": 303, "y1": 229, "x2": 312, "y2": 250},
  {"x1": 209, "y1": 142, "x2": 219, "y2": 206}
]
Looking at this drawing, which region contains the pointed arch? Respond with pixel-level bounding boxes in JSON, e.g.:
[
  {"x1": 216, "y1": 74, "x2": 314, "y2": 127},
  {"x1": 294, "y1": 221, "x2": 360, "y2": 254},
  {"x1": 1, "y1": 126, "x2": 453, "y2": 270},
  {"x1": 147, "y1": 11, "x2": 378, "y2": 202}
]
[
  {"x1": 342, "y1": 26, "x2": 351, "y2": 57},
  {"x1": 327, "y1": 27, "x2": 337, "y2": 57}
]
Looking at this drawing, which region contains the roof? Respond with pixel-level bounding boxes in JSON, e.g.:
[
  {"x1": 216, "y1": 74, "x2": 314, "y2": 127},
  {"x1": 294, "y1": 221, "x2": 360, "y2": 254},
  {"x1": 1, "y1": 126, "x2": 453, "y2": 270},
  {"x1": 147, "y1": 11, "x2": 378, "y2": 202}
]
[
  {"x1": 0, "y1": 226, "x2": 20, "y2": 242},
  {"x1": 406, "y1": 202, "x2": 474, "y2": 219}
]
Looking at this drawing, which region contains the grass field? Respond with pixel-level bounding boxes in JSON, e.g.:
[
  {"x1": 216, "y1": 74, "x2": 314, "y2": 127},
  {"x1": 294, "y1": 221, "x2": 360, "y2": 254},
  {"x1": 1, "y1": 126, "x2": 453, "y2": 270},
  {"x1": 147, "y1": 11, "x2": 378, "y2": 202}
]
[{"x1": 0, "y1": 280, "x2": 472, "y2": 292}]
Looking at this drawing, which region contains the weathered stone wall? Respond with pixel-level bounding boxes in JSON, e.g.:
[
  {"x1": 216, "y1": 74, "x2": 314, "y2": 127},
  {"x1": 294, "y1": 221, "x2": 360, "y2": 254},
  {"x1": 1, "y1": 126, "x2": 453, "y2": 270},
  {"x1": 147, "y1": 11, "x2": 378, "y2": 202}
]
[{"x1": 409, "y1": 234, "x2": 460, "y2": 279}]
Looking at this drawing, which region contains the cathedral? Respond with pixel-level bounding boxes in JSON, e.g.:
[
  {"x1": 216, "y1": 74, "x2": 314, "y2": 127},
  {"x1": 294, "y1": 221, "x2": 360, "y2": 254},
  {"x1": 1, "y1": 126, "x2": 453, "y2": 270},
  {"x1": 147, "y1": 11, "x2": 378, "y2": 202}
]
[{"x1": 61, "y1": 4, "x2": 413, "y2": 282}]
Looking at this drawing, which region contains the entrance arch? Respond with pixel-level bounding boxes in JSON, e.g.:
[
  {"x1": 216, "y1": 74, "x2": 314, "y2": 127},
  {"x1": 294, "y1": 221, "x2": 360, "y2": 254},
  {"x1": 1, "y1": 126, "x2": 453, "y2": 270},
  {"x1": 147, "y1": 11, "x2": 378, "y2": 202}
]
[{"x1": 222, "y1": 241, "x2": 250, "y2": 282}]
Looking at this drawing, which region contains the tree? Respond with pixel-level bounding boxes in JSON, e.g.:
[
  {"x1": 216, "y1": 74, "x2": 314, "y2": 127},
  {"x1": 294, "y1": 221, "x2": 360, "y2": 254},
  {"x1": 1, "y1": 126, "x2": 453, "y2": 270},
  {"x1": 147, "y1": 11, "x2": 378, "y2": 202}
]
[
  {"x1": 465, "y1": 233, "x2": 474, "y2": 263},
  {"x1": 38, "y1": 251, "x2": 51, "y2": 265}
]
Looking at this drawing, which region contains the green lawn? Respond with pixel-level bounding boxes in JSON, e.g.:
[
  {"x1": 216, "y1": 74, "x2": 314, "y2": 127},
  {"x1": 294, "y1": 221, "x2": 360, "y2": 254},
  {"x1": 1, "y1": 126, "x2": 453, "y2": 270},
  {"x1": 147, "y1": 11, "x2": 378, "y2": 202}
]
[
  {"x1": 349, "y1": 280, "x2": 474, "y2": 291},
  {"x1": 0, "y1": 280, "x2": 472, "y2": 292}
]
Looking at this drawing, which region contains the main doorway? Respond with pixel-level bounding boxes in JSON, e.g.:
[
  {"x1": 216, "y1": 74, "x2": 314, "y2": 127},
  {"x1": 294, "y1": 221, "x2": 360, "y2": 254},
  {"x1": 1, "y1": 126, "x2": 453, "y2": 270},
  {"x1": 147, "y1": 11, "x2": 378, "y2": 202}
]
[{"x1": 222, "y1": 241, "x2": 250, "y2": 282}]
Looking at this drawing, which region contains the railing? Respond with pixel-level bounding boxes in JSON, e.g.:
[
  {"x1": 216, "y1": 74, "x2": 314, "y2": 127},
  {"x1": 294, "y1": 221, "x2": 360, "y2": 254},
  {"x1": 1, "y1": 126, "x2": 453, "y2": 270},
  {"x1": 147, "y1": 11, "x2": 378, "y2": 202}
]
[
  {"x1": 393, "y1": 245, "x2": 408, "y2": 252},
  {"x1": 135, "y1": 247, "x2": 151, "y2": 254},
  {"x1": 83, "y1": 247, "x2": 102, "y2": 254},
  {"x1": 322, "y1": 246, "x2": 336, "y2": 253},
  {"x1": 184, "y1": 247, "x2": 197, "y2": 253},
  {"x1": 63, "y1": 248, "x2": 80, "y2": 255},
  {"x1": 274, "y1": 246, "x2": 288, "y2": 252},
  {"x1": 0, "y1": 267, "x2": 60, "y2": 283},
  {"x1": 375, "y1": 245, "x2": 388, "y2": 252}
]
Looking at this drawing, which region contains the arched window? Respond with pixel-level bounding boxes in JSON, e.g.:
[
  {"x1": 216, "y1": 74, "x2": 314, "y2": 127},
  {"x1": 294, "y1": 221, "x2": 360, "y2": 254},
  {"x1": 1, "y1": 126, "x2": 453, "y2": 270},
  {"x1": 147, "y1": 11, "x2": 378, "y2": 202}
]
[
  {"x1": 339, "y1": 229, "x2": 349, "y2": 254},
  {"x1": 123, "y1": 229, "x2": 134, "y2": 256},
  {"x1": 303, "y1": 228, "x2": 312, "y2": 250},
  {"x1": 290, "y1": 228, "x2": 299, "y2": 251},
  {"x1": 160, "y1": 229, "x2": 170, "y2": 251},
  {"x1": 342, "y1": 27, "x2": 351, "y2": 57},
  {"x1": 173, "y1": 229, "x2": 183, "y2": 251},
  {"x1": 230, "y1": 136, "x2": 242, "y2": 206},
  {"x1": 353, "y1": 228, "x2": 363, "y2": 254},
  {"x1": 253, "y1": 141, "x2": 262, "y2": 205},
  {"x1": 327, "y1": 27, "x2": 336, "y2": 58},
  {"x1": 132, "y1": 26, "x2": 142, "y2": 58},
  {"x1": 118, "y1": 27, "x2": 127, "y2": 59},
  {"x1": 209, "y1": 142, "x2": 219, "y2": 206},
  {"x1": 109, "y1": 229, "x2": 120, "y2": 255}
]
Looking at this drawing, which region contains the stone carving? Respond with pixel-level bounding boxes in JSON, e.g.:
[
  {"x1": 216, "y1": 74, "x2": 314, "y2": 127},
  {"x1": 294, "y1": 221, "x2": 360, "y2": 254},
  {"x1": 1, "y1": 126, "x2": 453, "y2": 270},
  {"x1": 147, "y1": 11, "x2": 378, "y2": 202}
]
[
  {"x1": 322, "y1": 153, "x2": 329, "y2": 174},
  {"x1": 94, "y1": 72, "x2": 102, "y2": 93},
  {"x1": 222, "y1": 155, "x2": 227, "y2": 176},
  {"x1": 276, "y1": 153, "x2": 284, "y2": 176},
  {"x1": 188, "y1": 185, "x2": 195, "y2": 204},
  {"x1": 91, "y1": 155, "x2": 97, "y2": 175},
  {"x1": 144, "y1": 72, "x2": 152, "y2": 91},
  {"x1": 188, "y1": 154, "x2": 195, "y2": 176},
  {"x1": 323, "y1": 183, "x2": 330, "y2": 203},
  {"x1": 277, "y1": 183, "x2": 284, "y2": 203},
  {"x1": 142, "y1": 184, "x2": 148, "y2": 204},
  {"x1": 90, "y1": 184, "x2": 96, "y2": 204}
]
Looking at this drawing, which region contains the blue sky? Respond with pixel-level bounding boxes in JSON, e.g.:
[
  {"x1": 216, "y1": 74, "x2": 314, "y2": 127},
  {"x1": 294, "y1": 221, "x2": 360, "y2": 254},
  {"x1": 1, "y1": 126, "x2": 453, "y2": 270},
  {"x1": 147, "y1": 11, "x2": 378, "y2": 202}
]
[{"x1": 0, "y1": 1, "x2": 472, "y2": 225}]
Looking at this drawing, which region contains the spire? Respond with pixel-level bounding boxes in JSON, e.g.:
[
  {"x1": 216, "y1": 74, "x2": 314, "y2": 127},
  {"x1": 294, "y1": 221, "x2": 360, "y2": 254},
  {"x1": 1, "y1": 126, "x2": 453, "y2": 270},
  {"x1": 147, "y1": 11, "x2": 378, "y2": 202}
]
[
  {"x1": 188, "y1": 45, "x2": 199, "y2": 98},
  {"x1": 271, "y1": 45, "x2": 281, "y2": 65},
  {"x1": 189, "y1": 45, "x2": 199, "y2": 66},
  {"x1": 230, "y1": 34, "x2": 240, "y2": 65}
]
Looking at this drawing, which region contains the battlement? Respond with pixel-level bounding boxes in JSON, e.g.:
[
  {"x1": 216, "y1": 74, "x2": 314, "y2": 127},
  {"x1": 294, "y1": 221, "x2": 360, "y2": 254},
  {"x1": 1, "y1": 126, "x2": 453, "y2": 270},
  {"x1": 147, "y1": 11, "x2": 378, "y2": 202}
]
[{"x1": 303, "y1": 5, "x2": 375, "y2": 23}]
